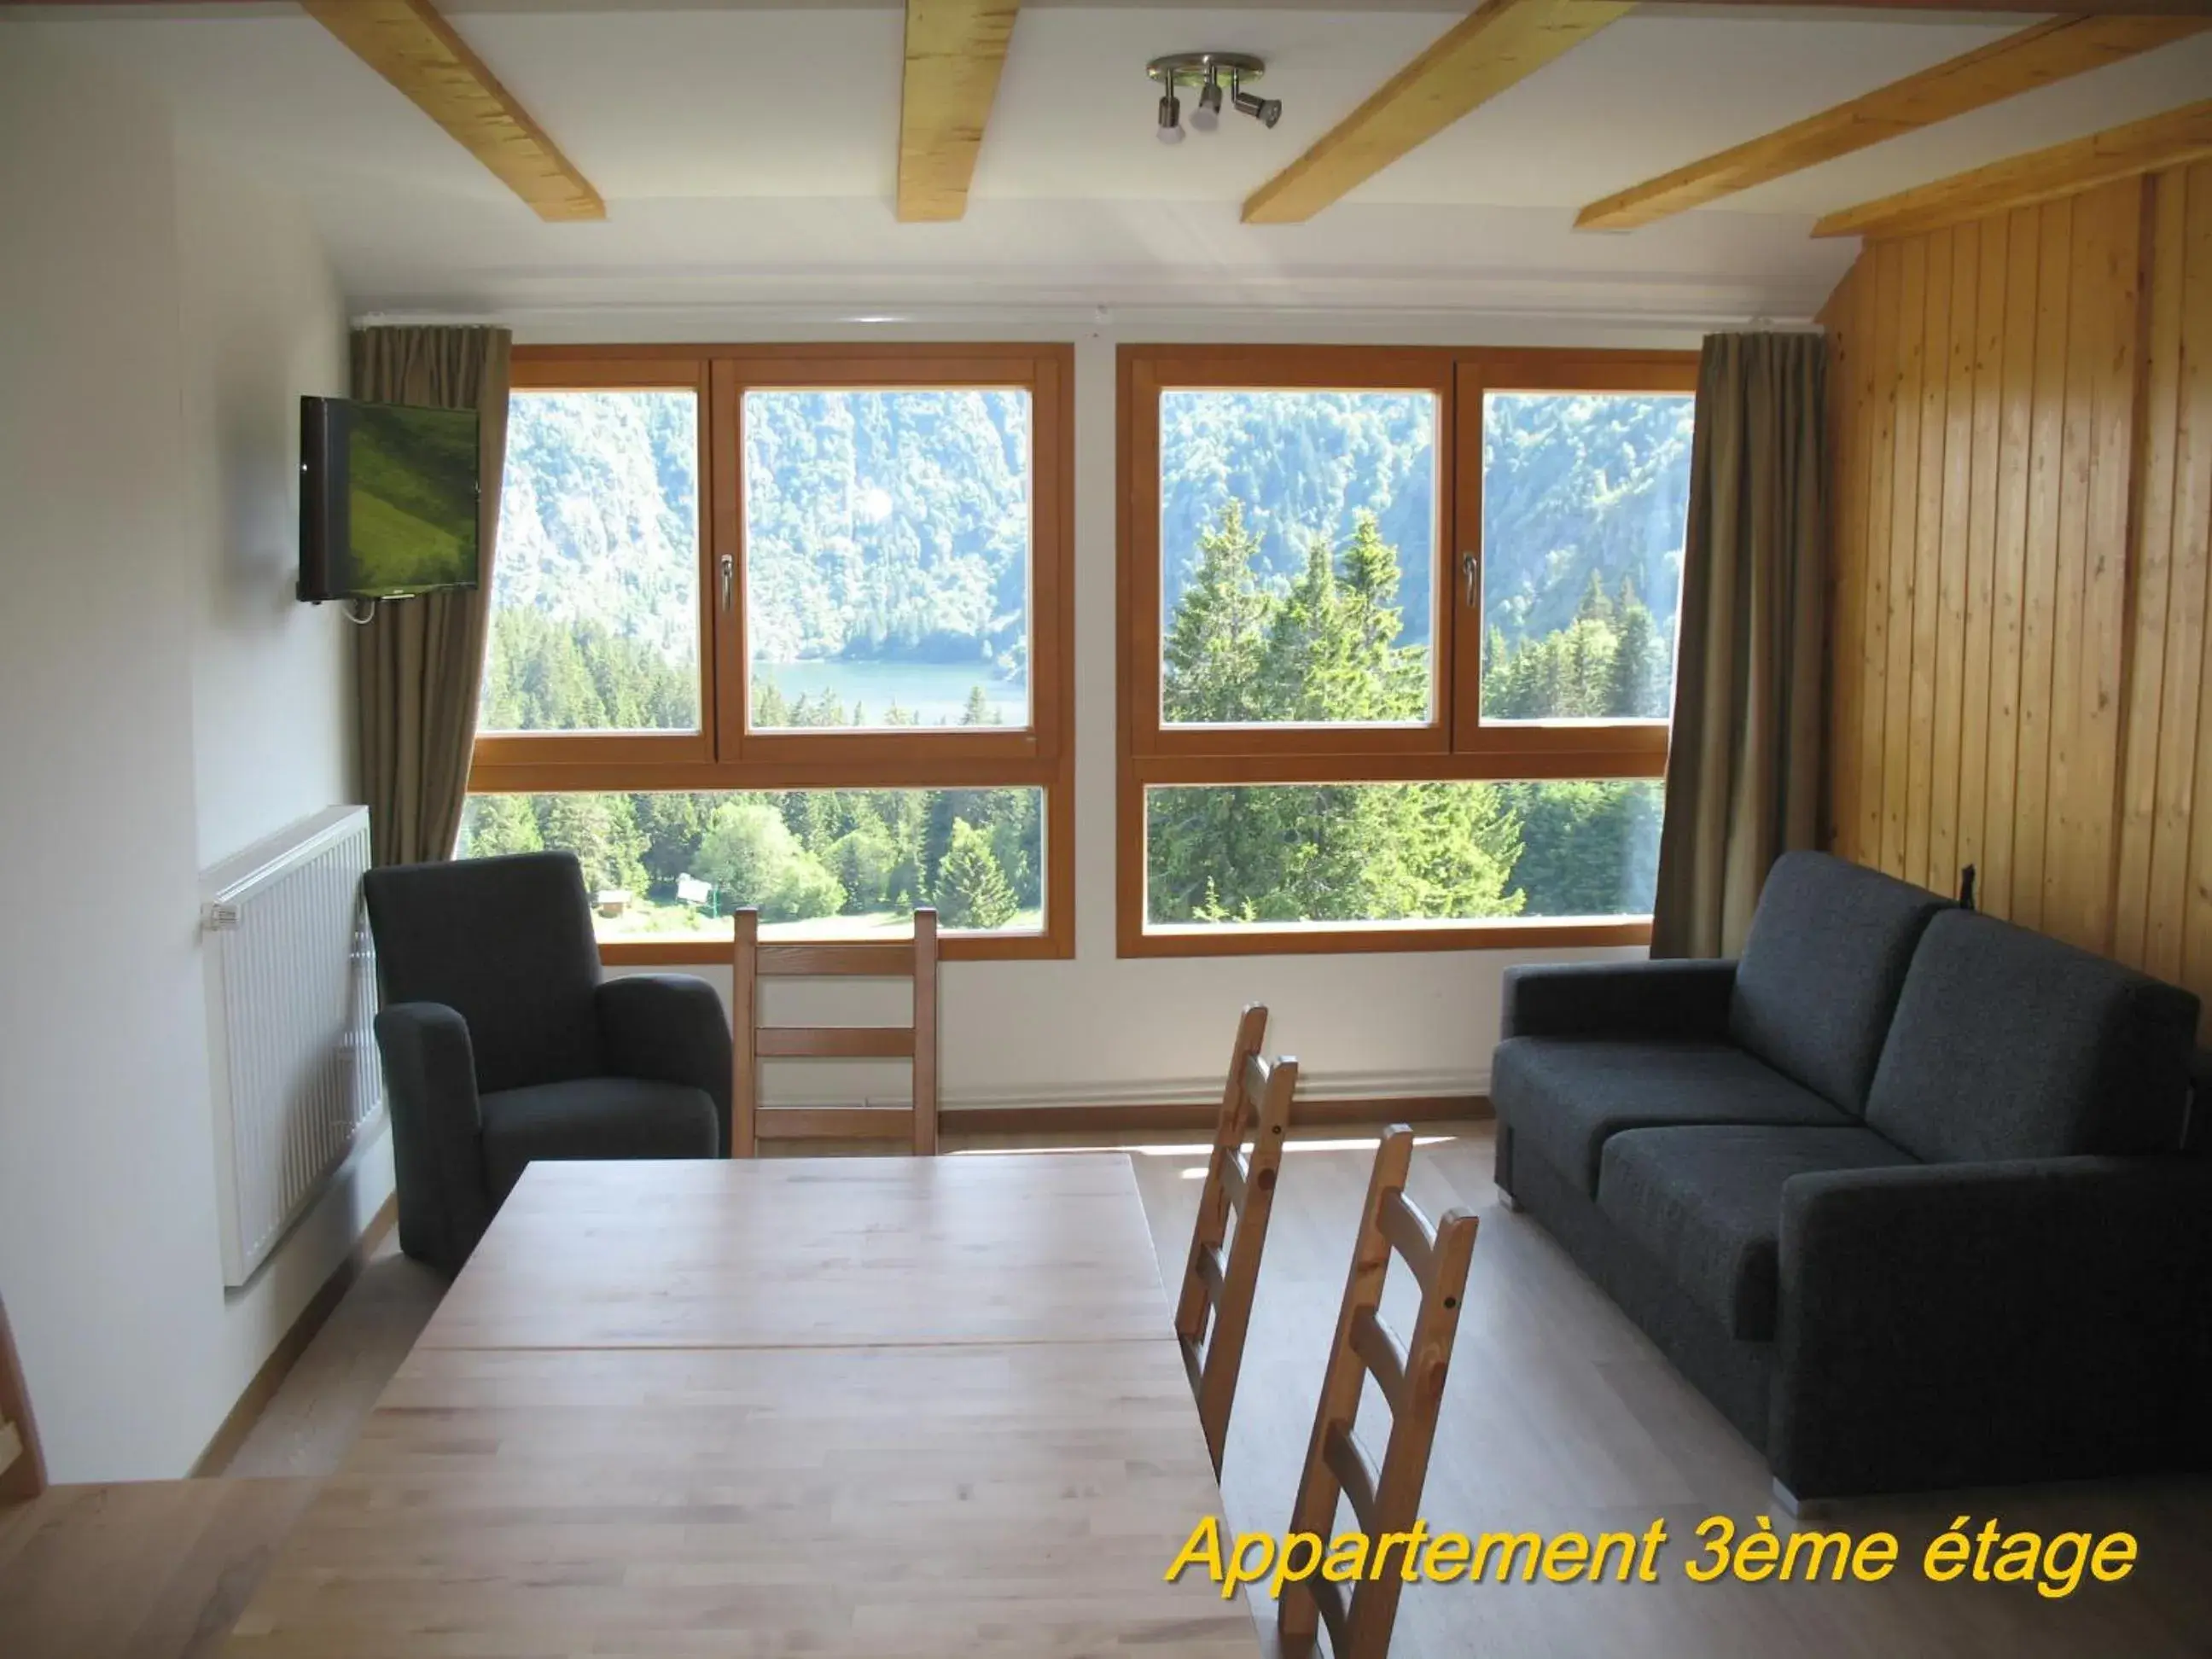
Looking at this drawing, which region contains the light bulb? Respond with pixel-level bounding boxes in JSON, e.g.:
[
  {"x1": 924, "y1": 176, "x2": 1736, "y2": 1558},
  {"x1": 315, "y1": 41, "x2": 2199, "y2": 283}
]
[
  {"x1": 1155, "y1": 89, "x2": 1185, "y2": 144},
  {"x1": 1232, "y1": 87, "x2": 1283, "y2": 129},
  {"x1": 1190, "y1": 73, "x2": 1222, "y2": 133}
]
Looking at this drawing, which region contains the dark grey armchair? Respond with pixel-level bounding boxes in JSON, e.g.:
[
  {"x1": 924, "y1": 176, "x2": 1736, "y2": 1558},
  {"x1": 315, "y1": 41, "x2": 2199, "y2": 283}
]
[{"x1": 364, "y1": 851, "x2": 730, "y2": 1274}]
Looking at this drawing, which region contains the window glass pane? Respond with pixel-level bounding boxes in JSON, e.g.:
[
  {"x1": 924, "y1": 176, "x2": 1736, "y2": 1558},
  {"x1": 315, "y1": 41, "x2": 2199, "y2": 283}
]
[
  {"x1": 744, "y1": 388, "x2": 1032, "y2": 731},
  {"x1": 1144, "y1": 779, "x2": 1660, "y2": 928},
  {"x1": 480, "y1": 390, "x2": 701, "y2": 735},
  {"x1": 1480, "y1": 392, "x2": 1694, "y2": 723},
  {"x1": 459, "y1": 787, "x2": 1044, "y2": 940},
  {"x1": 1158, "y1": 389, "x2": 1437, "y2": 726}
]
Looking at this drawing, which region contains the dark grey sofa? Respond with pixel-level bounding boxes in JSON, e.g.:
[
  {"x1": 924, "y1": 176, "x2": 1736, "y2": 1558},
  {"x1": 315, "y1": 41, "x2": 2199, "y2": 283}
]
[
  {"x1": 364, "y1": 851, "x2": 731, "y2": 1275},
  {"x1": 1493, "y1": 851, "x2": 2212, "y2": 1501}
]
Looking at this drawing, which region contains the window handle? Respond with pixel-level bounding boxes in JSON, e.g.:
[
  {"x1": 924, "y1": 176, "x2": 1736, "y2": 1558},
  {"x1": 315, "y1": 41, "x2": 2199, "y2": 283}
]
[
  {"x1": 1460, "y1": 550, "x2": 1480, "y2": 608},
  {"x1": 719, "y1": 552, "x2": 735, "y2": 610}
]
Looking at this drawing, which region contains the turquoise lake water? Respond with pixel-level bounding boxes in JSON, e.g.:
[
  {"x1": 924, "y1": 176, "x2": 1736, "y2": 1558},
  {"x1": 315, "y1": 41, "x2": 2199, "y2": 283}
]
[{"x1": 754, "y1": 659, "x2": 1027, "y2": 728}]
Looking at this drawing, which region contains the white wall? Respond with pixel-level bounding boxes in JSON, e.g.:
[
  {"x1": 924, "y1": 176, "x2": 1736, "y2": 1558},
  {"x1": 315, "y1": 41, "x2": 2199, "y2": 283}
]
[
  {"x1": 0, "y1": 36, "x2": 388, "y2": 1481},
  {"x1": 550, "y1": 317, "x2": 1682, "y2": 1109},
  {"x1": 179, "y1": 145, "x2": 355, "y2": 867}
]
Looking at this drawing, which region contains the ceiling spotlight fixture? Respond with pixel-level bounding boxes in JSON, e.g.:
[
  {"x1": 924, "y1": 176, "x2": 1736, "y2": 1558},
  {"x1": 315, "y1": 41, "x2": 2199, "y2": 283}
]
[
  {"x1": 1230, "y1": 74, "x2": 1283, "y2": 130},
  {"x1": 1190, "y1": 68, "x2": 1223, "y2": 134},
  {"x1": 1146, "y1": 53, "x2": 1275, "y2": 143}
]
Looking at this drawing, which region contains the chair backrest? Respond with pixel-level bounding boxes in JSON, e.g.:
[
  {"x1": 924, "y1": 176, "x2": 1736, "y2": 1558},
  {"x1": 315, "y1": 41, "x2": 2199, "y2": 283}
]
[
  {"x1": 1174, "y1": 1004, "x2": 1297, "y2": 1475},
  {"x1": 0, "y1": 1294, "x2": 47, "y2": 1506},
  {"x1": 731, "y1": 908, "x2": 940, "y2": 1156},
  {"x1": 362, "y1": 851, "x2": 605, "y2": 1093},
  {"x1": 1280, "y1": 1126, "x2": 1476, "y2": 1659}
]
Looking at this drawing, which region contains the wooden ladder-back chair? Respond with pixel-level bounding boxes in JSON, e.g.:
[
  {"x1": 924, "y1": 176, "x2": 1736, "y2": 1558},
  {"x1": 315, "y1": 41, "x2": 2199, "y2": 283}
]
[
  {"x1": 1279, "y1": 1126, "x2": 1477, "y2": 1659},
  {"x1": 1174, "y1": 1003, "x2": 1297, "y2": 1474},
  {"x1": 1, "y1": 1290, "x2": 47, "y2": 1507},
  {"x1": 731, "y1": 906, "x2": 940, "y2": 1156}
]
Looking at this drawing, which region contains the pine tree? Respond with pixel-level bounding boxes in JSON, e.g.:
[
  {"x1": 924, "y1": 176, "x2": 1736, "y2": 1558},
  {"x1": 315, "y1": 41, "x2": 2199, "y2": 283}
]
[
  {"x1": 937, "y1": 818, "x2": 1017, "y2": 929},
  {"x1": 1162, "y1": 500, "x2": 1273, "y2": 723},
  {"x1": 633, "y1": 792, "x2": 707, "y2": 888},
  {"x1": 540, "y1": 793, "x2": 648, "y2": 897},
  {"x1": 460, "y1": 793, "x2": 543, "y2": 859},
  {"x1": 1259, "y1": 536, "x2": 1337, "y2": 720},
  {"x1": 1332, "y1": 511, "x2": 1427, "y2": 719},
  {"x1": 1576, "y1": 569, "x2": 1615, "y2": 626},
  {"x1": 1605, "y1": 597, "x2": 1662, "y2": 718}
]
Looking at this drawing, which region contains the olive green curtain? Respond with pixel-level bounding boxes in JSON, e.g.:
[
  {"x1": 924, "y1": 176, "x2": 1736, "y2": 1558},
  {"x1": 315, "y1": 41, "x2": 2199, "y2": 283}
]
[
  {"x1": 351, "y1": 325, "x2": 512, "y2": 867},
  {"x1": 1650, "y1": 331, "x2": 1827, "y2": 958}
]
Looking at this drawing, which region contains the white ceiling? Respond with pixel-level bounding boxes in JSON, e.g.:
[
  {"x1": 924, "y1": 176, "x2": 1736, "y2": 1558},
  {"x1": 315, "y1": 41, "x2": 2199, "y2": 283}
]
[{"x1": 14, "y1": 3, "x2": 2211, "y2": 327}]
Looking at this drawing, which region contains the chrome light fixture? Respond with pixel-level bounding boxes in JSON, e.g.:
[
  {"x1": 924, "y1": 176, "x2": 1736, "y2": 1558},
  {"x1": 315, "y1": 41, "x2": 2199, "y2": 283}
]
[
  {"x1": 1156, "y1": 86, "x2": 1185, "y2": 145},
  {"x1": 1190, "y1": 68, "x2": 1224, "y2": 133},
  {"x1": 1147, "y1": 53, "x2": 1275, "y2": 142},
  {"x1": 1231, "y1": 78, "x2": 1282, "y2": 129}
]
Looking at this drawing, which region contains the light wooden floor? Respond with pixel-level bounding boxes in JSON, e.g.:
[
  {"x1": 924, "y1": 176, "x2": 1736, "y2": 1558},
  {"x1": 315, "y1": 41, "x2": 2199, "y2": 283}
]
[{"x1": 221, "y1": 1123, "x2": 2212, "y2": 1657}]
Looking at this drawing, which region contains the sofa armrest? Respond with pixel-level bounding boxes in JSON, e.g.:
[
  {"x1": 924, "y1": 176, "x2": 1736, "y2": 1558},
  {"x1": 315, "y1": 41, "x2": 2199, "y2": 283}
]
[
  {"x1": 1772, "y1": 1156, "x2": 2212, "y2": 1499},
  {"x1": 1499, "y1": 959, "x2": 1738, "y2": 1043},
  {"x1": 597, "y1": 974, "x2": 734, "y2": 1155},
  {"x1": 374, "y1": 1003, "x2": 494, "y2": 1276}
]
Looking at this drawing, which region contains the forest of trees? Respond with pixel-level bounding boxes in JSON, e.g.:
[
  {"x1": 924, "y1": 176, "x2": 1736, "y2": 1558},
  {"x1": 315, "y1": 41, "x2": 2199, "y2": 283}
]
[
  {"x1": 461, "y1": 697, "x2": 1041, "y2": 935},
  {"x1": 1147, "y1": 498, "x2": 1662, "y2": 926},
  {"x1": 1158, "y1": 389, "x2": 1691, "y2": 667},
  {"x1": 470, "y1": 381, "x2": 1688, "y2": 932}
]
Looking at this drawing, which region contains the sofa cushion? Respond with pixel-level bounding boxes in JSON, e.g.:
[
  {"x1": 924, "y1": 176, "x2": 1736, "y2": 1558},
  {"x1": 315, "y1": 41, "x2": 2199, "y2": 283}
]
[
  {"x1": 1729, "y1": 852, "x2": 1950, "y2": 1116},
  {"x1": 479, "y1": 1076, "x2": 719, "y2": 1203},
  {"x1": 1598, "y1": 1126, "x2": 1918, "y2": 1341},
  {"x1": 1493, "y1": 1038, "x2": 1852, "y2": 1197},
  {"x1": 1866, "y1": 910, "x2": 2201, "y2": 1164}
]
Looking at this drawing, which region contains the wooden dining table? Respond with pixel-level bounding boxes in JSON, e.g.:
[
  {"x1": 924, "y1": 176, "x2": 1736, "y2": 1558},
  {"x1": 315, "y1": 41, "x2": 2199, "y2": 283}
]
[{"x1": 223, "y1": 1153, "x2": 1262, "y2": 1658}]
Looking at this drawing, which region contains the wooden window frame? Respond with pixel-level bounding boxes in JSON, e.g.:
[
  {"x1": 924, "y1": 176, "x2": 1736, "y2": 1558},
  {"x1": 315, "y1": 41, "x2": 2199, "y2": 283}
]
[
  {"x1": 469, "y1": 342, "x2": 1076, "y2": 963},
  {"x1": 1117, "y1": 343, "x2": 1697, "y2": 958}
]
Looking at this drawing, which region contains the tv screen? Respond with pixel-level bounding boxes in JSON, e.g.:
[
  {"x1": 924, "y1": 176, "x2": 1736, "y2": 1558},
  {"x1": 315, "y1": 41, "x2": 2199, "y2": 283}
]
[{"x1": 298, "y1": 397, "x2": 481, "y2": 602}]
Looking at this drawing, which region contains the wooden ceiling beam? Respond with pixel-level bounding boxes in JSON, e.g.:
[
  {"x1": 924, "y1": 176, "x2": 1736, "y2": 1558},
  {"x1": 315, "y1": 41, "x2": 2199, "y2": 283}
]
[
  {"x1": 1242, "y1": 0, "x2": 1633, "y2": 227},
  {"x1": 301, "y1": 0, "x2": 602, "y2": 222},
  {"x1": 1577, "y1": 17, "x2": 2208, "y2": 232},
  {"x1": 898, "y1": 0, "x2": 1021, "y2": 223},
  {"x1": 1813, "y1": 99, "x2": 2212, "y2": 239}
]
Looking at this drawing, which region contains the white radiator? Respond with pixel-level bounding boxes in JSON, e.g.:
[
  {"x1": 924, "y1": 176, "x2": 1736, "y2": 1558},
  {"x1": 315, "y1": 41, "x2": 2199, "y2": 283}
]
[{"x1": 200, "y1": 806, "x2": 383, "y2": 1287}]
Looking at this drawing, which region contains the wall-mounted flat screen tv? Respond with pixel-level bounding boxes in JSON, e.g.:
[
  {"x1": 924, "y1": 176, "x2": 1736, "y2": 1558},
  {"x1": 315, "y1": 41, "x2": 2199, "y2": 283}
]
[{"x1": 298, "y1": 396, "x2": 481, "y2": 602}]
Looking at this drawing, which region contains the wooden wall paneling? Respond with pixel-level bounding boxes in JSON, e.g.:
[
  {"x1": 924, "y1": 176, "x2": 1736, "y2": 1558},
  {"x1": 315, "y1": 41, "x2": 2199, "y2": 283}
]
[
  {"x1": 2176, "y1": 166, "x2": 2212, "y2": 997},
  {"x1": 1855, "y1": 242, "x2": 1906, "y2": 866},
  {"x1": 1956, "y1": 212, "x2": 2009, "y2": 889},
  {"x1": 1843, "y1": 259, "x2": 1882, "y2": 862},
  {"x1": 2117, "y1": 166, "x2": 2193, "y2": 968},
  {"x1": 1930, "y1": 224, "x2": 1981, "y2": 895},
  {"x1": 1883, "y1": 236, "x2": 1930, "y2": 878},
  {"x1": 1982, "y1": 205, "x2": 2045, "y2": 917},
  {"x1": 1825, "y1": 158, "x2": 2212, "y2": 1027},
  {"x1": 2072, "y1": 178, "x2": 2151, "y2": 955},
  {"x1": 1825, "y1": 261, "x2": 1873, "y2": 858},
  {"x1": 2011, "y1": 195, "x2": 2074, "y2": 929},
  {"x1": 1825, "y1": 161, "x2": 2212, "y2": 1007},
  {"x1": 1906, "y1": 227, "x2": 1955, "y2": 889},
  {"x1": 2040, "y1": 183, "x2": 2119, "y2": 948}
]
